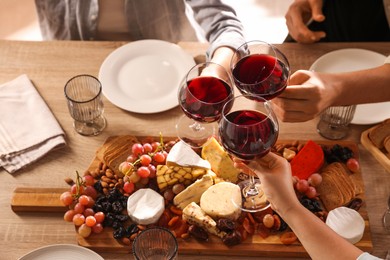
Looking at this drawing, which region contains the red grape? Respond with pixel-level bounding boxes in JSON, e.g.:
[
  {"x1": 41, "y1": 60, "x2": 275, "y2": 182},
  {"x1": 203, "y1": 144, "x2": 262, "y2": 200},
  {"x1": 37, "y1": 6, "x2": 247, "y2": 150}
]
[
  {"x1": 85, "y1": 216, "x2": 97, "y2": 227},
  {"x1": 60, "y1": 191, "x2": 74, "y2": 206},
  {"x1": 346, "y1": 158, "x2": 360, "y2": 173},
  {"x1": 123, "y1": 182, "x2": 135, "y2": 194},
  {"x1": 153, "y1": 152, "x2": 165, "y2": 163},
  {"x1": 305, "y1": 186, "x2": 317, "y2": 199},
  {"x1": 94, "y1": 212, "x2": 105, "y2": 223},
  {"x1": 83, "y1": 175, "x2": 95, "y2": 186},
  {"x1": 140, "y1": 154, "x2": 152, "y2": 166},
  {"x1": 308, "y1": 173, "x2": 322, "y2": 187},
  {"x1": 64, "y1": 209, "x2": 76, "y2": 222},
  {"x1": 78, "y1": 195, "x2": 90, "y2": 206},
  {"x1": 132, "y1": 143, "x2": 144, "y2": 156},
  {"x1": 137, "y1": 166, "x2": 150, "y2": 178},
  {"x1": 296, "y1": 179, "x2": 309, "y2": 193},
  {"x1": 143, "y1": 143, "x2": 153, "y2": 153}
]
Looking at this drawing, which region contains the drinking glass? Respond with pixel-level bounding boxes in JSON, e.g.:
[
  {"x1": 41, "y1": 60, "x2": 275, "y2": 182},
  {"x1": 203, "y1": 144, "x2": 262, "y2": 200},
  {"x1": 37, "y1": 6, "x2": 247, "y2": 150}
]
[
  {"x1": 231, "y1": 40, "x2": 290, "y2": 101},
  {"x1": 64, "y1": 74, "x2": 106, "y2": 136},
  {"x1": 132, "y1": 227, "x2": 178, "y2": 260},
  {"x1": 219, "y1": 95, "x2": 278, "y2": 212},
  {"x1": 176, "y1": 62, "x2": 234, "y2": 148},
  {"x1": 317, "y1": 105, "x2": 356, "y2": 140}
]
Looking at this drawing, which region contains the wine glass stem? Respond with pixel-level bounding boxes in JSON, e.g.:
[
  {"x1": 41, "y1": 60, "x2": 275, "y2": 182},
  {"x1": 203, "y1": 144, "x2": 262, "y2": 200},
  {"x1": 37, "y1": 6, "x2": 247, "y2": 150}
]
[{"x1": 246, "y1": 175, "x2": 259, "y2": 197}]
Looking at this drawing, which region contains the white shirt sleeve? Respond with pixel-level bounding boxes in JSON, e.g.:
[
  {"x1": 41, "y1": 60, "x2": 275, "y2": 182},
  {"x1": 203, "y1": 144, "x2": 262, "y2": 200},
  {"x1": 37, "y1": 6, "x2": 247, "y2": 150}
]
[
  {"x1": 385, "y1": 55, "x2": 390, "y2": 64},
  {"x1": 356, "y1": 252, "x2": 383, "y2": 260}
]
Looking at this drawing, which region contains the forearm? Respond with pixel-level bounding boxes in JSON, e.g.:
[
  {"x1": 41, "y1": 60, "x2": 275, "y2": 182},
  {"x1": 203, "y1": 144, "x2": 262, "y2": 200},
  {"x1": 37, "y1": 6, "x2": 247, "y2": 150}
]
[
  {"x1": 333, "y1": 63, "x2": 390, "y2": 106},
  {"x1": 282, "y1": 205, "x2": 363, "y2": 260}
]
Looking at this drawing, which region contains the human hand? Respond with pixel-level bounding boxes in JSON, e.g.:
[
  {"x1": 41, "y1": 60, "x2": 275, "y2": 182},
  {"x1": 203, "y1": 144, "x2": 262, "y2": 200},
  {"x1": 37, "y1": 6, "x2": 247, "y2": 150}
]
[
  {"x1": 285, "y1": 0, "x2": 326, "y2": 43},
  {"x1": 272, "y1": 70, "x2": 339, "y2": 122},
  {"x1": 233, "y1": 153, "x2": 300, "y2": 216}
]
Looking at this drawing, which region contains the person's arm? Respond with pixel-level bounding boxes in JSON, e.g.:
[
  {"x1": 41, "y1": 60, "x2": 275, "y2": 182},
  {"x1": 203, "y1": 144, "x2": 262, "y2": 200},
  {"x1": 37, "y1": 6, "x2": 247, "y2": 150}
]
[
  {"x1": 285, "y1": 0, "x2": 326, "y2": 43},
  {"x1": 233, "y1": 153, "x2": 364, "y2": 260},
  {"x1": 186, "y1": 0, "x2": 245, "y2": 66},
  {"x1": 272, "y1": 61, "x2": 390, "y2": 122}
]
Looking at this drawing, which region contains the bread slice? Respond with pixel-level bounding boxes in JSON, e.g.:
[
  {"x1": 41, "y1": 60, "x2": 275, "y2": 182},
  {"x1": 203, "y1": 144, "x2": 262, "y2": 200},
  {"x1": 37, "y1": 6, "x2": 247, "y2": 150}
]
[
  {"x1": 317, "y1": 162, "x2": 357, "y2": 211},
  {"x1": 368, "y1": 118, "x2": 390, "y2": 149}
]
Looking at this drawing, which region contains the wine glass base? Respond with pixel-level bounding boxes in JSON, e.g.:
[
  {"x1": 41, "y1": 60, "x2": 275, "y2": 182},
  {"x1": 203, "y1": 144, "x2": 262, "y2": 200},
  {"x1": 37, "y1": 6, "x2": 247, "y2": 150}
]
[
  {"x1": 73, "y1": 115, "x2": 106, "y2": 136},
  {"x1": 176, "y1": 115, "x2": 215, "y2": 148},
  {"x1": 233, "y1": 179, "x2": 271, "y2": 213}
]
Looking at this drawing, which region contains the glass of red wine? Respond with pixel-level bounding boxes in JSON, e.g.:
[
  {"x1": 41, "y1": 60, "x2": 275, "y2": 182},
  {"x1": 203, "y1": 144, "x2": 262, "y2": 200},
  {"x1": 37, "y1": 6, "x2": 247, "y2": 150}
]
[
  {"x1": 219, "y1": 95, "x2": 279, "y2": 212},
  {"x1": 231, "y1": 40, "x2": 290, "y2": 101},
  {"x1": 177, "y1": 62, "x2": 234, "y2": 148}
]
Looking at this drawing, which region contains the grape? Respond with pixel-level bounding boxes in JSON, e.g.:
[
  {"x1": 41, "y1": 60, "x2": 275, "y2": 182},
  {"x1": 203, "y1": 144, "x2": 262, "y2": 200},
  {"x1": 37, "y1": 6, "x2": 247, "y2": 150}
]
[
  {"x1": 94, "y1": 212, "x2": 105, "y2": 223},
  {"x1": 137, "y1": 166, "x2": 150, "y2": 178},
  {"x1": 295, "y1": 179, "x2": 309, "y2": 193},
  {"x1": 163, "y1": 189, "x2": 175, "y2": 201},
  {"x1": 126, "y1": 155, "x2": 137, "y2": 163},
  {"x1": 78, "y1": 224, "x2": 92, "y2": 238},
  {"x1": 119, "y1": 161, "x2": 133, "y2": 175},
  {"x1": 128, "y1": 171, "x2": 141, "y2": 183},
  {"x1": 83, "y1": 186, "x2": 98, "y2": 200},
  {"x1": 139, "y1": 177, "x2": 149, "y2": 185},
  {"x1": 132, "y1": 143, "x2": 144, "y2": 156},
  {"x1": 263, "y1": 214, "x2": 275, "y2": 228},
  {"x1": 148, "y1": 164, "x2": 156, "y2": 178},
  {"x1": 308, "y1": 173, "x2": 322, "y2": 187},
  {"x1": 73, "y1": 202, "x2": 85, "y2": 214},
  {"x1": 70, "y1": 184, "x2": 84, "y2": 196},
  {"x1": 73, "y1": 213, "x2": 85, "y2": 226},
  {"x1": 143, "y1": 143, "x2": 153, "y2": 153},
  {"x1": 140, "y1": 154, "x2": 152, "y2": 166},
  {"x1": 151, "y1": 141, "x2": 160, "y2": 152},
  {"x1": 153, "y1": 152, "x2": 165, "y2": 163},
  {"x1": 172, "y1": 183, "x2": 185, "y2": 194},
  {"x1": 60, "y1": 191, "x2": 74, "y2": 206},
  {"x1": 64, "y1": 209, "x2": 76, "y2": 222},
  {"x1": 346, "y1": 158, "x2": 360, "y2": 173},
  {"x1": 123, "y1": 182, "x2": 135, "y2": 194},
  {"x1": 78, "y1": 195, "x2": 90, "y2": 206},
  {"x1": 84, "y1": 207, "x2": 95, "y2": 217},
  {"x1": 83, "y1": 175, "x2": 95, "y2": 186},
  {"x1": 85, "y1": 216, "x2": 97, "y2": 227},
  {"x1": 92, "y1": 223, "x2": 104, "y2": 234},
  {"x1": 305, "y1": 186, "x2": 317, "y2": 199}
]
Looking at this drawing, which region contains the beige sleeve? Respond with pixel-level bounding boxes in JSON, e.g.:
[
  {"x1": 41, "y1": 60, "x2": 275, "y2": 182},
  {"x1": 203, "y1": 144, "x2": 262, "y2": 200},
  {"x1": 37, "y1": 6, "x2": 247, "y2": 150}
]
[{"x1": 385, "y1": 55, "x2": 390, "y2": 64}]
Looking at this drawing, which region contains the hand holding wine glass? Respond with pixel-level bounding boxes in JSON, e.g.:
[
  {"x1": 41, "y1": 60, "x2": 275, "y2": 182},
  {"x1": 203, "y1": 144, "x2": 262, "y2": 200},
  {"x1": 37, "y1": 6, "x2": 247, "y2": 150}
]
[
  {"x1": 176, "y1": 62, "x2": 234, "y2": 148},
  {"x1": 219, "y1": 95, "x2": 279, "y2": 212},
  {"x1": 231, "y1": 40, "x2": 290, "y2": 101}
]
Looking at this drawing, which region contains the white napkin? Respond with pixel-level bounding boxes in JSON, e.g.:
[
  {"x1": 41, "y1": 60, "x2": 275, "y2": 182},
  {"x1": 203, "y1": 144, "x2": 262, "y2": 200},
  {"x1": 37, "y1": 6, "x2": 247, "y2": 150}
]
[{"x1": 0, "y1": 75, "x2": 66, "y2": 173}]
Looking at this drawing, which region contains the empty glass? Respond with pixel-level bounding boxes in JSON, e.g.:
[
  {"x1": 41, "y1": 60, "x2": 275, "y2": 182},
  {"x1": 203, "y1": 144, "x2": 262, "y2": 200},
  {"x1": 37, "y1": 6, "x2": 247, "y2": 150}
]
[
  {"x1": 64, "y1": 74, "x2": 106, "y2": 136},
  {"x1": 317, "y1": 105, "x2": 356, "y2": 140},
  {"x1": 132, "y1": 227, "x2": 178, "y2": 260}
]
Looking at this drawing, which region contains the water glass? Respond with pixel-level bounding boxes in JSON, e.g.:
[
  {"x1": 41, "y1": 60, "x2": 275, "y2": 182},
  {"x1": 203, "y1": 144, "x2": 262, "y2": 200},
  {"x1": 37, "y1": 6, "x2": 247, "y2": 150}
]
[
  {"x1": 317, "y1": 105, "x2": 356, "y2": 140},
  {"x1": 64, "y1": 74, "x2": 106, "y2": 136},
  {"x1": 132, "y1": 227, "x2": 178, "y2": 260}
]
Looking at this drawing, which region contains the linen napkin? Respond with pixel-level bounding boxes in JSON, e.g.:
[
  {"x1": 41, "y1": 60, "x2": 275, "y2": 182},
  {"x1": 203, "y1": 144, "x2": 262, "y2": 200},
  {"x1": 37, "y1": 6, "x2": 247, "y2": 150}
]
[{"x1": 0, "y1": 74, "x2": 66, "y2": 173}]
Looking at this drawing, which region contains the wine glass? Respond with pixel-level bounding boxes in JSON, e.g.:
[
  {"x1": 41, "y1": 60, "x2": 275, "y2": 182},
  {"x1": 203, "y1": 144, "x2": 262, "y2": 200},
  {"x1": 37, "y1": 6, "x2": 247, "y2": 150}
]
[
  {"x1": 231, "y1": 40, "x2": 290, "y2": 101},
  {"x1": 176, "y1": 62, "x2": 234, "y2": 148},
  {"x1": 219, "y1": 95, "x2": 279, "y2": 212}
]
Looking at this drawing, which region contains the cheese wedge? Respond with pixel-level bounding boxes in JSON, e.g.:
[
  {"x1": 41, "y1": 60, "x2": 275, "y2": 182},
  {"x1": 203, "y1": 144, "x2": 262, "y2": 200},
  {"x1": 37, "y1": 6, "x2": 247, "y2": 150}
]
[
  {"x1": 201, "y1": 137, "x2": 239, "y2": 183},
  {"x1": 182, "y1": 202, "x2": 226, "y2": 238},
  {"x1": 173, "y1": 172, "x2": 215, "y2": 210},
  {"x1": 167, "y1": 140, "x2": 211, "y2": 169},
  {"x1": 127, "y1": 188, "x2": 165, "y2": 225},
  {"x1": 326, "y1": 206, "x2": 365, "y2": 244},
  {"x1": 200, "y1": 182, "x2": 241, "y2": 220}
]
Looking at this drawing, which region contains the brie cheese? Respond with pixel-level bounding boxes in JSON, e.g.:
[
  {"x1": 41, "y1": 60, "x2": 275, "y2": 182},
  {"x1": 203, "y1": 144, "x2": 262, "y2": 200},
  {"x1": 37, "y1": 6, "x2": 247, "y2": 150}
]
[
  {"x1": 166, "y1": 140, "x2": 211, "y2": 169},
  {"x1": 127, "y1": 188, "x2": 165, "y2": 225},
  {"x1": 325, "y1": 206, "x2": 365, "y2": 244}
]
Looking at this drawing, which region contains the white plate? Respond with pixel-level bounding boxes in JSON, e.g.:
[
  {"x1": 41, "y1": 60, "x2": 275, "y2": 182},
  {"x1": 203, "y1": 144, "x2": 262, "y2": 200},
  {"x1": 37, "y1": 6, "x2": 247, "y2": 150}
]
[
  {"x1": 310, "y1": 48, "x2": 390, "y2": 125},
  {"x1": 19, "y1": 244, "x2": 104, "y2": 260},
  {"x1": 99, "y1": 40, "x2": 196, "y2": 113}
]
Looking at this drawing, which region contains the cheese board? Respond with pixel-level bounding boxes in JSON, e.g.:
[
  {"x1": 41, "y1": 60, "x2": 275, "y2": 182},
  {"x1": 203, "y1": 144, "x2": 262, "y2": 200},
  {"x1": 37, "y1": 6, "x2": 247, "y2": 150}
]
[{"x1": 11, "y1": 137, "x2": 373, "y2": 257}]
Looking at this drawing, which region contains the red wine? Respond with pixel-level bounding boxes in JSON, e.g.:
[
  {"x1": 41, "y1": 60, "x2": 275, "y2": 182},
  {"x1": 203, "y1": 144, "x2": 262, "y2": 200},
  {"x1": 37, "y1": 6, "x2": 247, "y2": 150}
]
[
  {"x1": 219, "y1": 110, "x2": 278, "y2": 160},
  {"x1": 232, "y1": 54, "x2": 289, "y2": 100},
  {"x1": 179, "y1": 76, "x2": 233, "y2": 123}
]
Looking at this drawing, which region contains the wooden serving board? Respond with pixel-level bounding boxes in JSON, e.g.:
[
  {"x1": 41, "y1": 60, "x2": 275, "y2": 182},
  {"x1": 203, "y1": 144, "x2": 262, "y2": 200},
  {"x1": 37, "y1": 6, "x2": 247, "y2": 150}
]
[
  {"x1": 361, "y1": 127, "x2": 390, "y2": 173},
  {"x1": 11, "y1": 138, "x2": 373, "y2": 257}
]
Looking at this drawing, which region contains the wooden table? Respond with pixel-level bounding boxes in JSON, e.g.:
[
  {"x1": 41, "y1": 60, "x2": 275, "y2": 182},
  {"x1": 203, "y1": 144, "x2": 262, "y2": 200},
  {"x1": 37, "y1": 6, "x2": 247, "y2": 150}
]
[{"x1": 0, "y1": 40, "x2": 389, "y2": 259}]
